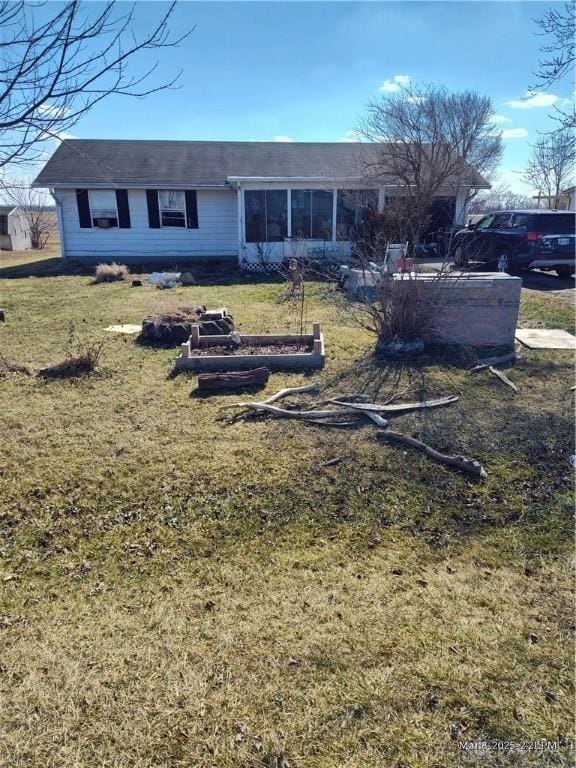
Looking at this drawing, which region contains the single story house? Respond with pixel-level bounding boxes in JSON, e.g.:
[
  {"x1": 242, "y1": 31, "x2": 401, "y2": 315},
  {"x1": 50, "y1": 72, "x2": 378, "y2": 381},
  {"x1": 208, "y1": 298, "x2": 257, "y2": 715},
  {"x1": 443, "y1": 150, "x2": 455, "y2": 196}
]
[
  {"x1": 0, "y1": 205, "x2": 31, "y2": 251},
  {"x1": 32, "y1": 139, "x2": 489, "y2": 268}
]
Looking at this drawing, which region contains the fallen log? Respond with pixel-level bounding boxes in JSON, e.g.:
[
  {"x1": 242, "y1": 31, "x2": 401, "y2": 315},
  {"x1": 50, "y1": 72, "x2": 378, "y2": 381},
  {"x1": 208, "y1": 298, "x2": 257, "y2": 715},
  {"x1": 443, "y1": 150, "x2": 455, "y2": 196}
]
[
  {"x1": 328, "y1": 395, "x2": 459, "y2": 413},
  {"x1": 488, "y1": 366, "x2": 518, "y2": 393},
  {"x1": 197, "y1": 367, "x2": 270, "y2": 392},
  {"x1": 377, "y1": 430, "x2": 487, "y2": 479}
]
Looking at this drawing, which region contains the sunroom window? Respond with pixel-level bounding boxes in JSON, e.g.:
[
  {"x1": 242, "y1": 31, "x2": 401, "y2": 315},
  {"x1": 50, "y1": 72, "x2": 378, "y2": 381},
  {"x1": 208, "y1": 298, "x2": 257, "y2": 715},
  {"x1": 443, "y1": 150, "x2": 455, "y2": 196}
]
[
  {"x1": 244, "y1": 190, "x2": 287, "y2": 243},
  {"x1": 159, "y1": 190, "x2": 186, "y2": 228},
  {"x1": 88, "y1": 189, "x2": 118, "y2": 227},
  {"x1": 336, "y1": 190, "x2": 378, "y2": 240},
  {"x1": 291, "y1": 189, "x2": 333, "y2": 239}
]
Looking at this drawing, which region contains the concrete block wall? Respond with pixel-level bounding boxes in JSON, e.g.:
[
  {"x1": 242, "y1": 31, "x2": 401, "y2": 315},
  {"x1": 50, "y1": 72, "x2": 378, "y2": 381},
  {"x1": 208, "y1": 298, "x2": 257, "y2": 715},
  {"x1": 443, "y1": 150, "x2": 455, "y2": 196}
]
[
  {"x1": 414, "y1": 273, "x2": 522, "y2": 348},
  {"x1": 343, "y1": 271, "x2": 522, "y2": 349}
]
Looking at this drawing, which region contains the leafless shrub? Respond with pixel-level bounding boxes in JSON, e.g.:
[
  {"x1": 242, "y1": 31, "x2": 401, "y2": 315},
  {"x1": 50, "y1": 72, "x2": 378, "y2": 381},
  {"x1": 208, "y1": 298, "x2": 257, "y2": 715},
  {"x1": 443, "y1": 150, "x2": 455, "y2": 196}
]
[
  {"x1": 277, "y1": 258, "x2": 305, "y2": 301},
  {"x1": 38, "y1": 325, "x2": 104, "y2": 379},
  {"x1": 94, "y1": 262, "x2": 130, "y2": 283},
  {"x1": 3, "y1": 181, "x2": 56, "y2": 249}
]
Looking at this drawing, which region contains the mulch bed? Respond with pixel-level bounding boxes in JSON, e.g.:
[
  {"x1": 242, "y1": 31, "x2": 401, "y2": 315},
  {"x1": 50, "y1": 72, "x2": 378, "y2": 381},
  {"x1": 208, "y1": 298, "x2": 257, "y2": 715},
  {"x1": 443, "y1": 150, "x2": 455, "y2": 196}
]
[{"x1": 190, "y1": 342, "x2": 313, "y2": 357}]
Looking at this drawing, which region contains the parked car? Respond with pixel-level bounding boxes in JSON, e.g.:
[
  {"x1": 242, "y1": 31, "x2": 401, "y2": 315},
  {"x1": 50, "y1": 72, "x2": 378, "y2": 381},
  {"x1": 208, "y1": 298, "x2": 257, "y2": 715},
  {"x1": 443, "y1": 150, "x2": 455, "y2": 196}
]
[
  {"x1": 450, "y1": 210, "x2": 576, "y2": 277},
  {"x1": 530, "y1": 233, "x2": 576, "y2": 279}
]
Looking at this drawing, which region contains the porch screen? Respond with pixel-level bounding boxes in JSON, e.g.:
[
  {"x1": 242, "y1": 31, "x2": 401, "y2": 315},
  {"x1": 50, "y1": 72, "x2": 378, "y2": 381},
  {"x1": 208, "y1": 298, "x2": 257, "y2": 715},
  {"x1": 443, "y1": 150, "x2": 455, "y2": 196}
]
[
  {"x1": 336, "y1": 190, "x2": 378, "y2": 240},
  {"x1": 291, "y1": 190, "x2": 333, "y2": 239},
  {"x1": 244, "y1": 190, "x2": 287, "y2": 243}
]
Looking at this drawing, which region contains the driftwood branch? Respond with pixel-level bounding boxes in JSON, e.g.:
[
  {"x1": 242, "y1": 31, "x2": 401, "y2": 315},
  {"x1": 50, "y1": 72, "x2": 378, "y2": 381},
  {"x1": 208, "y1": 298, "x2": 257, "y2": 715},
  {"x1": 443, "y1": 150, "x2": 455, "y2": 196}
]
[
  {"x1": 469, "y1": 352, "x2": 516, "y2": 373},
  {"x1": 362, "y1": 411, "x2": 389, "y2": 428},
  {"x1": 222, "y1": 382, "x2": 320, "y2": 409},
  {"x1": 377, "y1": 430, "x2": 487, "y2": 479},
  {"x1": 238, "y1": 403, "x2": 360, "y2": 420},
  {"x1": 488, "y1": 366, "x2": 518, "y2": 393},
  {"x1": 328, "y1": 395, "x2": 459, "y2": 413}
]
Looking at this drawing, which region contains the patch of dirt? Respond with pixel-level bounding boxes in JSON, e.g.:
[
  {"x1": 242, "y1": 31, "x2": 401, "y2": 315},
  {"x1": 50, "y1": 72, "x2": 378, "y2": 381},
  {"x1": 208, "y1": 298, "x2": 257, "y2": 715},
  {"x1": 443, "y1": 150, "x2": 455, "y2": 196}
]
[{"x1": 190, "y1": 342, "x2": 313, "y2": 357}]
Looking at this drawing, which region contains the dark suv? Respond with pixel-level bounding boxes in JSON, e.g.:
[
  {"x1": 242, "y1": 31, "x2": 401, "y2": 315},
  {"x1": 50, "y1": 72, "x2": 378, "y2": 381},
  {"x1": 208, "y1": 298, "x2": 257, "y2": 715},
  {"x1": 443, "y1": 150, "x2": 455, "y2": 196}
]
[{"x1": 450, "y1": 210, "x2": 576, "y2": 277}]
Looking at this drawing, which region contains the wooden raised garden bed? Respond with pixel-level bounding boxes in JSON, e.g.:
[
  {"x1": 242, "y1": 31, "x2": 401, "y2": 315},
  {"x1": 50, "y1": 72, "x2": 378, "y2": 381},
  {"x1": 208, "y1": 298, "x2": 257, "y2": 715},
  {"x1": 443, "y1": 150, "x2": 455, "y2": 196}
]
[{"x1": 175, "y1": 323, "x2": 325, "y2": 372}]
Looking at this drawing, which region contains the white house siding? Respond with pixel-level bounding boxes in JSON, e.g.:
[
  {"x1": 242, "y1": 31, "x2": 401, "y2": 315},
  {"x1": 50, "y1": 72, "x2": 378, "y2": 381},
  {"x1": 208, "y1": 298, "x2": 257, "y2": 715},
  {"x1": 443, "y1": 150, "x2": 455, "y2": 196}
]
[{"x1": 55, "y1": 188, "x2": 238, "y2": 261}]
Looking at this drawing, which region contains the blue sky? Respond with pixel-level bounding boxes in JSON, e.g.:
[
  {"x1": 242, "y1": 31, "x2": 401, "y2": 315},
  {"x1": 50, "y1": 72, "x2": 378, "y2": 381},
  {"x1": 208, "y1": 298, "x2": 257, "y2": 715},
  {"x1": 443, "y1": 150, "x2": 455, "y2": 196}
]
[{"x1": 50, "y1": 1, "x2": 574, "y2": 192}]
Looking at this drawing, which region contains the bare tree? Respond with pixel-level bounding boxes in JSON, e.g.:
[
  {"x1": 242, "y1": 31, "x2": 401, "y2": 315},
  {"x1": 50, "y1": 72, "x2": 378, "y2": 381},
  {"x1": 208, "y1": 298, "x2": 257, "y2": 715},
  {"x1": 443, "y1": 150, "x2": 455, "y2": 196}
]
[
  {"x1": 0, "y1": 1, "x2": 191, "y2": 174},
  {"x1": 4, "y1": 179, "x2": 56, "y2": 248},
  {"x1": 358, "y1": 84, "x2": 503, "y2": 250},
  {"x1": 522, "y1": 129, "x2": 575, "y2": 208},
  {"x1": 468, "y1": 183, "x2": 534, "y2": 214},
  {"x1": 532, "y1": 0, "x2": 575, "y2": 129}
]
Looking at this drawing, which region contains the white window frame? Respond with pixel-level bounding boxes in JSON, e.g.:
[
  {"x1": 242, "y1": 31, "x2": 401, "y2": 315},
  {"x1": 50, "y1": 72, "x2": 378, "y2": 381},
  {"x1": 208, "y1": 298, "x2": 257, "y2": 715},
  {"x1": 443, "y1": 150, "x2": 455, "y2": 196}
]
[
  {"x1": 158, "y1": 190, "x2": 186, "y2": 229},
  {"x1": 88, "y1": 189, "x2": 118, "y2": 227}
]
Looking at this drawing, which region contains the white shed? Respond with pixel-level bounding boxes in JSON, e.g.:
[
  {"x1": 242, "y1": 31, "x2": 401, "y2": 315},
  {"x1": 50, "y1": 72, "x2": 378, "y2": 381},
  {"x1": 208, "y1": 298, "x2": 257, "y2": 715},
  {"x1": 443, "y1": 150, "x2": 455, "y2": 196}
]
[{"x1": 0, "y1": 206, "x2": 31, "y2": 251}]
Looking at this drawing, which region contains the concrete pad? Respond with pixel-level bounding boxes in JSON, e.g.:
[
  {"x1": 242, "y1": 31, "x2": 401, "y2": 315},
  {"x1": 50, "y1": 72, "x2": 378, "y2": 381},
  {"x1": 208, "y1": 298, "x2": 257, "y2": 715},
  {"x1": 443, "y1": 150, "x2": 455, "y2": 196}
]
[
  {"x1": 515, "y1": 328, "x2": 576, "y2": 349},
  {"x1": 105, "y1": 324, "x2": 141, "y2": 334}
]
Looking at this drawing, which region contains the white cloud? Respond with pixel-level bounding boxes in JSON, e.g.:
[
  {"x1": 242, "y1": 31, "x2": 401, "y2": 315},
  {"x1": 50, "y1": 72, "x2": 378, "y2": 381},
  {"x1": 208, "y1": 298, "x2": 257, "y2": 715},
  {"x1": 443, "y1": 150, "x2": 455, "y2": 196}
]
[
  {"x1": 379, "y1": 74, "x2": 411, "y2": 93},
  {"x1": 489, "y1": 127, "x2": 528, "y2": 139},
  {"x1": 39, "y1": 129, "x2": 77, "y2": 142},
  {"x1": 489, "y1": 114, "x2": 511, "y2": 124},
  {"x1": 53, "y1": 131, "x2": 76, "y2": 141},
  {"x1": 273, "y1": 135, "x2": 295, "y2": 142},
  {"x1": 501, "y1": 127, "x2": 528, "y2": 139},
  {"x1": 504, "y1": 91, "x2": 559, "y2": 109},
  {"x1": 341, "y1": 130, "x2": 362, "y2": 142}
]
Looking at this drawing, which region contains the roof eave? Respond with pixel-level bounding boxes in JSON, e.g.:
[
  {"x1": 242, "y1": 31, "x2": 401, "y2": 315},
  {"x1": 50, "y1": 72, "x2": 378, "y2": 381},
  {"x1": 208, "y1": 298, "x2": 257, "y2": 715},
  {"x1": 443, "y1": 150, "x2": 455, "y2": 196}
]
[{"x1": 31, "y1": 180, "x2": 231, "y2": 190}]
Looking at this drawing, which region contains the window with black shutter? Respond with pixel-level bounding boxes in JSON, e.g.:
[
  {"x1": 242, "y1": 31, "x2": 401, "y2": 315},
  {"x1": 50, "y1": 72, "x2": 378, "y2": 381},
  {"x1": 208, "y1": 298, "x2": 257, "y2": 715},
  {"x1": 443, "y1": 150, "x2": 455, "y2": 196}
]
[
  {"x1": 185, "y1": 190, "x2": 198, "y2": 229},
  {"x1": 76, "y1": 189, "x2": 92, "y2": 228},
  {"x1": 146, "y1": 190, "x2": 161, "y2": 228},
  {"x1": 115, "y1": 189, "x2": 131, "y2": 228}
]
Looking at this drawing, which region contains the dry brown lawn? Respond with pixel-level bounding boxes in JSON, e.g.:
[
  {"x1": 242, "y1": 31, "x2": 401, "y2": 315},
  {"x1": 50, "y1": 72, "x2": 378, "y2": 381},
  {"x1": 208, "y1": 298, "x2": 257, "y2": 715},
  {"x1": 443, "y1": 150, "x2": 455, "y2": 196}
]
[{"x1": 0, "y1": 239, "x2": 573, "y2": 767}]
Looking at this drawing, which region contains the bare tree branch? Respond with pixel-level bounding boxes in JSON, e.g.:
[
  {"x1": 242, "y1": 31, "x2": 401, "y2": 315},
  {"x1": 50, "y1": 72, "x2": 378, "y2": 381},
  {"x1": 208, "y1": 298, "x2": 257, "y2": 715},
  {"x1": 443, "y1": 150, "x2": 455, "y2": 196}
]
[
  {"x1": 0, "y1": 1, "x2": 193, "y2": 172},
  {"x1": 522, "y1": 129, "x2": 575, "y2": 206},
  {"x1": 358, "y1": 84, "x2": 502, "y2": 248},
  {"x1": 531, "y1": 0, "x2": 575, "y2": 130}
]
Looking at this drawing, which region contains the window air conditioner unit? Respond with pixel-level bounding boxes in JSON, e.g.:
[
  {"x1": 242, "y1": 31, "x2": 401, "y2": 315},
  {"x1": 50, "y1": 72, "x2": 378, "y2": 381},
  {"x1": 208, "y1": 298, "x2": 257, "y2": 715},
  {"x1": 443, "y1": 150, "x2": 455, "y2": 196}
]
[{"x1": 95, "y1": 218, "x2": 112, "y2": 228}]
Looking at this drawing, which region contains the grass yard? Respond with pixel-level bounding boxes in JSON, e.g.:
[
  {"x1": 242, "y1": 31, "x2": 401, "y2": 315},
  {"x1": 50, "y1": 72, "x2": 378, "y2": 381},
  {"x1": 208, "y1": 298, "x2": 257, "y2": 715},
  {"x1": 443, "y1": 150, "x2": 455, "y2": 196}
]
[{"x1": 0, "y1": 249, "x2": 574, "y2": 767}]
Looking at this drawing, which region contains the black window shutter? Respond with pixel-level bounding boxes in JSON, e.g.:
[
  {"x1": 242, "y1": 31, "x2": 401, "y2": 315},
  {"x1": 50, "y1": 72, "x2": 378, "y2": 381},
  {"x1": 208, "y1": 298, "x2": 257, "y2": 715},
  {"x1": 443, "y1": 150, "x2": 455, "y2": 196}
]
[
  {"x1": 76, "y1": 189, "x2": 91, "y2": 228},
  {"x1": 146, "y1": 190, "x2": 160, "y2": 228},
  {"x1": 185, "y1": 190, "x2": 198, "y2": 229},
  {"x1": 116, "y1": 189, "x2": 131, "y2": 228}
]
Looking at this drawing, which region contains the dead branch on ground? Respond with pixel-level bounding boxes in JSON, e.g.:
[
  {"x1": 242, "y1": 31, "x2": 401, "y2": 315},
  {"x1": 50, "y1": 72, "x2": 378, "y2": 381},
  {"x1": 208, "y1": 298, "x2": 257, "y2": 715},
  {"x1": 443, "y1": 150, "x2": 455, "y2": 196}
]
[
  {"x1": 328, "y1": 395, "x2": 459, "y2": 413},
  {"x1": 377, "y1": 430, "x2": 487, "y2": 479},
  {"x1": 488, "y1": 366, "x2": 518, "y2": 393},
  {"x1": 221, "y1": 384, "x2": 485, "y2": 479}
]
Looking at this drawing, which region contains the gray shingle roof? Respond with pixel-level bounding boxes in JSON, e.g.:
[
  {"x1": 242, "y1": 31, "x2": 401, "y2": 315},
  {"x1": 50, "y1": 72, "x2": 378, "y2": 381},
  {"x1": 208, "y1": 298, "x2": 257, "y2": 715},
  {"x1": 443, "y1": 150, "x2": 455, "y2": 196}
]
[
  {"x1": 32, "y1": 139, "x2": 489, "y2": 189},
  {"x1": 0, "y1": 205, "x2": 16, "y2": 216}
]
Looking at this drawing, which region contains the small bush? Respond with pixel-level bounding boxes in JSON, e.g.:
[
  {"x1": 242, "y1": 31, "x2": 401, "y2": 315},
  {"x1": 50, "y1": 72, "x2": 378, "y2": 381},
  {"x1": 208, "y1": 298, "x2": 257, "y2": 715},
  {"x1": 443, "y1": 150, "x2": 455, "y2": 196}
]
[
  {"x1": 94, "y1": 262, "x2": 129, "y2": 283},
  {"x1": 37, "y1": 325, "x2": 104, "y2": 379}
]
